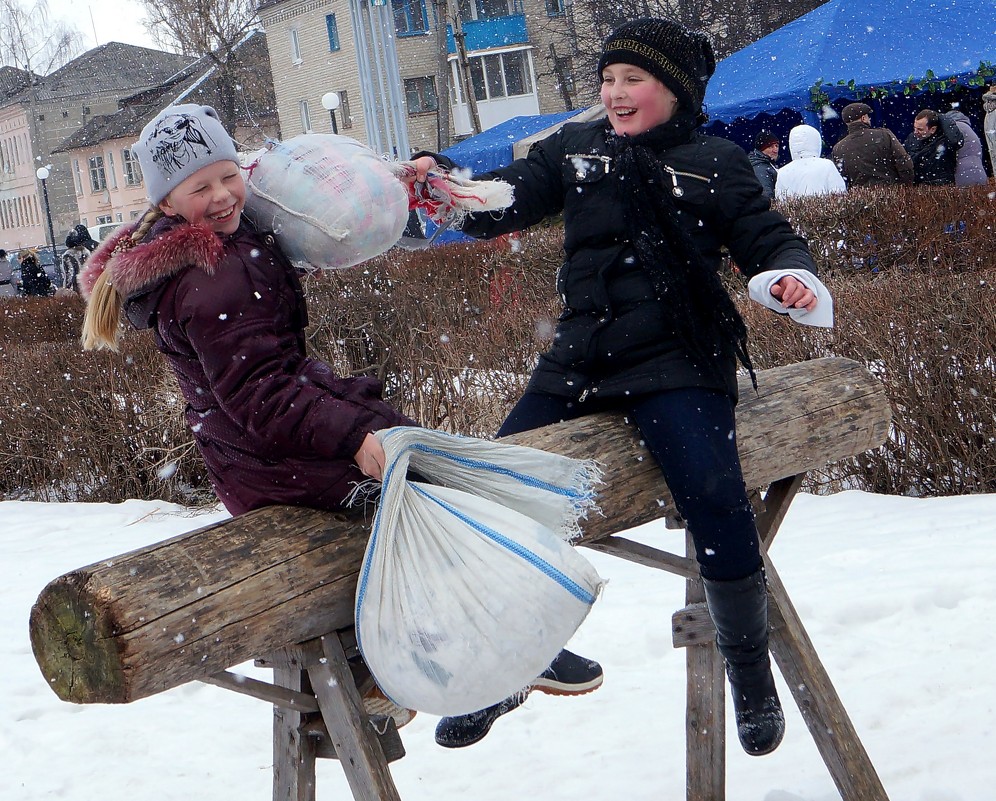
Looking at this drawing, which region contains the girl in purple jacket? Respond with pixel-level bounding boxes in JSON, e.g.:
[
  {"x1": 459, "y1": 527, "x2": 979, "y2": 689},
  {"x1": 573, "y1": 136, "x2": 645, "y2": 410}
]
[
  {"x1": 81, "y1": 104, "x2": 412, "y2": 516},
  {"x1": 82, "y1": 103, "x2": 601, "y2": 739}
]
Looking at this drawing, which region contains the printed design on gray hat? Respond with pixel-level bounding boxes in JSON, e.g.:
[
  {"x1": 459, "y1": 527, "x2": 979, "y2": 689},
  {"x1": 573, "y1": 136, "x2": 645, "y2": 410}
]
[{"x1": 147, "y1": 113, "x2": 220, "y2": 178}]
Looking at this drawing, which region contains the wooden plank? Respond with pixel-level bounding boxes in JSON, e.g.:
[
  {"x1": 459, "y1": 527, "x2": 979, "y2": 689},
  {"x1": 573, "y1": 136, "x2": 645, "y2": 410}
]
[
  {"x1": 300, "y1": 717, "x2": 406, "y2": 763},
  {"x1": 756, "y1": 475, "x2": 805, "y2": 549},
  {"x1": 201, "y1": 670, "x2": 320, "y2": 713},
  {"x1": 29, "y1": 357, "x2": 891, "y2": 704},
  {"x1": 256, "y1": 640, "x2": 325, "y2": 671},
  {"x1": 671, "y1": 602, "x2": 714, "y2": 650},
  {"x1": 683, "y1": 532, "x2": 725, "y2": 801},
  {"x1": 272, "y1": 666, "x2": 317, "y2": 801},
  {"x1": 763, "y1": 553, "x2": 890, "y2": 801},
  {"x1": 586, "y1": 536, "x2": 699, "y2": 579},
  {"x1": 307, "y1": 634, "x2": 402, "y2": 801}
]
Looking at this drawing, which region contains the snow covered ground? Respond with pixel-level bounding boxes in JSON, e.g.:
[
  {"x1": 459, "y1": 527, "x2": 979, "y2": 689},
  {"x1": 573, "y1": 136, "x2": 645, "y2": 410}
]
[{"x1": 3, "y1": 491, "x2": 994, "y2": 800}]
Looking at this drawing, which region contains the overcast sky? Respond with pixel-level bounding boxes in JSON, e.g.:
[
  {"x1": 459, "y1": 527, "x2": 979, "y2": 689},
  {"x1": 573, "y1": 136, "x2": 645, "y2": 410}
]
[{"x1": 48, "y1": 0, "x2": 156, "y2": 53}]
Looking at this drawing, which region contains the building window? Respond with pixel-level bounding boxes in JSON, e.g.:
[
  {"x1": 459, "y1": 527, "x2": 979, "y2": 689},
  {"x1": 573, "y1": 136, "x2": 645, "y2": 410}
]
[
  {"x1": 404, "y1": 76, "x2": 438, "y2": 114},
  {"x1": 106, "y1": 151, "x2": 118, "y2": 190},
  {"x1": 96, "y1": 214, "x2": 112, "y2": 224},
  {"x1": 468, "y1": 50, "x2": 532, "y2": 101},
  {"x1": 458, "y1": 0, "x2": 517, "y2": 20},
  {"x1": 290, "y1": 29, "x2": 302, "y2": 63},
  {"x1": 326, "y1": 14, "x2": 340, "y2": 51},
  {"x1": 545, "y1": 0, "x2": 564, "y2": 15},
  {"x1": 88, "y1": 155, "x2": 107, "y2": 192},
  {"x1": 122, "y1": 148, "x2": 143, "y2": 186},
  {"x1": 73, "y1": 159, "x2": 83, "y2": 195},
  {"x1": 392, "y1": 0, "x2": 428, "y2": 35},
  {"x1": 299, "y1": 100, "x2": 313, "y2": 133}
]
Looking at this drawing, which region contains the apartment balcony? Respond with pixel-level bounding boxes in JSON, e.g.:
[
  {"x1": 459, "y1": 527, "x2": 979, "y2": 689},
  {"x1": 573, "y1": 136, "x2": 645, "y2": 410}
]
[{"x1": 447, "y1": 14, "x2": 528, "y2": 53}]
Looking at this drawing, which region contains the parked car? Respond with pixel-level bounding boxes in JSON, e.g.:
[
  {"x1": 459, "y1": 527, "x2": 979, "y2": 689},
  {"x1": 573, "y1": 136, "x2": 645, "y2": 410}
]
[{"x1": 88, "y1": 222, "x2": 122, "y2": 243}]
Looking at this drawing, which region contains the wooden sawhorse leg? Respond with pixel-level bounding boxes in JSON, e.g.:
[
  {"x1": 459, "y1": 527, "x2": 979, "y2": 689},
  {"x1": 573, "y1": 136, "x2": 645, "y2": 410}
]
[
  {"x1": 595, "y1": 474, "x2": 890, "y2": 801},
  {"x1": 211, "y1": 631, "x2": 405, "y2": 801}
]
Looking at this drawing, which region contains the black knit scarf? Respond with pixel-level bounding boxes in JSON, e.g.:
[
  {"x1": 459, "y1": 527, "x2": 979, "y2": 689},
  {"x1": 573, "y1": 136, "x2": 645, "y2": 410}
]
[{"x1": 605, "y1": 113, "x2": 756, "y2": 388}]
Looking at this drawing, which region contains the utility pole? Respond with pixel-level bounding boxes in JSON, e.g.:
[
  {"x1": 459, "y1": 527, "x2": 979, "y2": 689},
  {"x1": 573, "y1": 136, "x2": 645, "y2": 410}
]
[
  {"x1": 549, "y1": 43, "x2": 575, "y2": 111},
  {"x1": 433, "y1": 0, "x2": 451, "y2": 150},
  {"x1": 450, "y1": 6, "x2": 481, "y2": 135}
]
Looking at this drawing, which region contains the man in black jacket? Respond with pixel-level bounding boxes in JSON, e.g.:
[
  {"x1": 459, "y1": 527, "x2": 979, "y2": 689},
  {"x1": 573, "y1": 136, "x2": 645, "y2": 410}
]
[
  {"x1": 904, "y1": 108, "x2": 964, "y2": 185},
  {"x1": 747, "y1": 130, "x2": 779, "y2": 199}
]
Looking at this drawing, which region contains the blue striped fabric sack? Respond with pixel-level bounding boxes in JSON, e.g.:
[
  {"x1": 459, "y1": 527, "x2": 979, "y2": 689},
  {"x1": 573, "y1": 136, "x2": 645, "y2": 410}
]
[{"x1": 354, "y1": 426, "x2": 604, "y2": 716}]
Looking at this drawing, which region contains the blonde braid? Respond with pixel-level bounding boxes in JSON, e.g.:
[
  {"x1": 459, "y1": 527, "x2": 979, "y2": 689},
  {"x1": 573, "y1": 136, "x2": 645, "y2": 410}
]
[
  {"x1": 81, "y1": 206, "x2": 164, "y2": 351},
  {"x1": 130, "y1": 206, "x2": 164, "y2": 243}
]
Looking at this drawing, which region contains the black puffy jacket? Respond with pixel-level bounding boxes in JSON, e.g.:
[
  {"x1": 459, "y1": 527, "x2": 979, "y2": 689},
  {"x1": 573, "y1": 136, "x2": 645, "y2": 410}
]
[
  {"x1": 438, "y1": 119, "x2": 816, "y2": 402},
  {"x1": 903, "y1": 114, "x2": 964, "y2": 185}
]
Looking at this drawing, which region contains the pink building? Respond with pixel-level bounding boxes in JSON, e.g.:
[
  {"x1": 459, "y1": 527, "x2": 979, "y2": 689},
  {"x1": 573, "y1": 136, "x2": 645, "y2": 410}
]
[
  {"x1": 60, "y1": 121, "x2": 153, "y2": 233},
  {"x1": 0, "y1": 96, "x2": 48, "y2": 251}
]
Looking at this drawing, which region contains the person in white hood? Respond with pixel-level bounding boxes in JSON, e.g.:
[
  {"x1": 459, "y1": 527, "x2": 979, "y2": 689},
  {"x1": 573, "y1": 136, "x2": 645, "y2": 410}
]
[{"x1": 775, "y1": 124, "x2": 846, "y2": 200}]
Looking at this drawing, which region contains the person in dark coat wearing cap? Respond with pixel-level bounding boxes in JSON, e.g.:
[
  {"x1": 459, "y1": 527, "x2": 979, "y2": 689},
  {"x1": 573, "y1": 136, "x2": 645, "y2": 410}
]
[
  {"x1": 748, "y1": 130, "x2": 780, "y2": 199},
  {"x1": 411, "y1": 17, "x2": 832, "y2": 756},
  {"x1": 832, "y1": 102, "x2": 914, "y2": 188}
]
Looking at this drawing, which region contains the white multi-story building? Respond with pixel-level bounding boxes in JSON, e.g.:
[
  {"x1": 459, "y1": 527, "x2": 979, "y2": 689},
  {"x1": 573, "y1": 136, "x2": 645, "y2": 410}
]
[{"x1": 257, "y1": 0, "x2": 585, "y2": 155}]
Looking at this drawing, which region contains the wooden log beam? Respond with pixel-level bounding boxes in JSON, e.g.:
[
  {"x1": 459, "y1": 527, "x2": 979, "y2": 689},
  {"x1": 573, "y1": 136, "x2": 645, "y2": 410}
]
[{"x1": 30, "y1": 357, "x2": 890, "y2": 705}]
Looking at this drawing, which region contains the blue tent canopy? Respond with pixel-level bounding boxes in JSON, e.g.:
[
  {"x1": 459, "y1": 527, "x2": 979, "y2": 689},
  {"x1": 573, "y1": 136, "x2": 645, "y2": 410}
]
[
  {"x1": 705, "y1": 0, "x2": 996, "y2": 125},
  {"x1": 440, "y1": 109, "x2": 580, "y2": 173},
  {"x1": 422, "y1": 110, "x2": 580, "y2": 243}
]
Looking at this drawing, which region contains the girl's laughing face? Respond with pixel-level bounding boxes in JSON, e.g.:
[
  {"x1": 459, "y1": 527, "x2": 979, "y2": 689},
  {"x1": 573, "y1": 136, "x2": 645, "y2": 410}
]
[
  {"x1": 600, "y1": 63, "x2": 679, "y2": 136},
  {"x1": 159, "y1": 160, "x2": 246, "y2": 235}
]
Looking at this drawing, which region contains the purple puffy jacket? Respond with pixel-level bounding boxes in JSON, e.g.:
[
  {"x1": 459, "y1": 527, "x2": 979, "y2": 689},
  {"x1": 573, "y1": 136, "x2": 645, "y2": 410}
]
[{"x1": 83, "y1": 216, "x2": 414, "y2": 515}]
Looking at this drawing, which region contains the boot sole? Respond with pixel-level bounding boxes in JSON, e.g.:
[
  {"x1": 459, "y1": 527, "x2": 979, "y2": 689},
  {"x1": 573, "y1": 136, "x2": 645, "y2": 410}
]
[{"x1": 529, "y1": 674, "x2": 604, "y2": 696}]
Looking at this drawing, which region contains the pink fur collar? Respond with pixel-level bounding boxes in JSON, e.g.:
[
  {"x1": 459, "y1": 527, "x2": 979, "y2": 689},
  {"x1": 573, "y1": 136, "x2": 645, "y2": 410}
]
[{"x1": 80, "y1": 219, "x2": 226, "y2": 300}]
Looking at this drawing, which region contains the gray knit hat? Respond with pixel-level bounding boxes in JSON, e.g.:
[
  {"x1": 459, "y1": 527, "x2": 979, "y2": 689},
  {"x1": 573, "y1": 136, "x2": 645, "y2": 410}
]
[
  {"x1": 133, "y1": 104, "x2": 238, "y2": 205},
  {"x1": 597, "y1": 18, "x2": 716, "y2": 114}
]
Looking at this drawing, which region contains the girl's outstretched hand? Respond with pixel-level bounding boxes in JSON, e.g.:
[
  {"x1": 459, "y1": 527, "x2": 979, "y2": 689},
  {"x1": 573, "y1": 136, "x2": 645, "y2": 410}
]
[
  {"x1": 408, "y1": 155, "x2": 437, "y2": 184},
  {"x1": 769, "y1": 275, "x2": 817, "y2": 312},
  {"x1": 354, "y1": 432, "x2": 386, "y2": 482}
]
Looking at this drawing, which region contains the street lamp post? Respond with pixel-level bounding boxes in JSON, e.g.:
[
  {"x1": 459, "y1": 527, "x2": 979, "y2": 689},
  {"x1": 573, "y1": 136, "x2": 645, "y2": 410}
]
[
  {"x1": 36, "y1": 165, "x2": 58, "y2": 266},
  {"x1": 321, "y1": 91, "x2": 341, "y2": 134}
]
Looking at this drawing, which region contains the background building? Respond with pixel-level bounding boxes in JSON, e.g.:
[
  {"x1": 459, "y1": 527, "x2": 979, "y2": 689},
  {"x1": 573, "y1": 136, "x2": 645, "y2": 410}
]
[
  {"x1": 0, "y1": 43, "x2": 195, "y2": 251},
  {"x1": 257, "y1": 0, "x2": 579, "y2": 155},
  {"x1": 53, "y1": 32, "x2": 279, "y2": 232}
]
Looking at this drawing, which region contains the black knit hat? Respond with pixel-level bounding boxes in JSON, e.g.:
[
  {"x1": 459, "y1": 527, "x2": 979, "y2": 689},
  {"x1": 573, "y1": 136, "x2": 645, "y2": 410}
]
[
  {"x1": 753, "y1": 130, "x2": 779, "y2": 150},
  {"x1": 597, "y1": 18, "x2": 716, "y2": 113}
]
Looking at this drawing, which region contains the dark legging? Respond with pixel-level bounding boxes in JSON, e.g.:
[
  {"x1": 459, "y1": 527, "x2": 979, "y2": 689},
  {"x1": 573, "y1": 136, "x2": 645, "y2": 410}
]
[{"x1": 497, "y1": 388, "x2": 760, "y2": 581}]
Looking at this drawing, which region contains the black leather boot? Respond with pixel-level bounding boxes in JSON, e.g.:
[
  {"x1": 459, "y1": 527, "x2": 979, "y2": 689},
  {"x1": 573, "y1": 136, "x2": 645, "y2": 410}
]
[{"x1": 702, "y1": 568, "x2": 785, "y2": 756}]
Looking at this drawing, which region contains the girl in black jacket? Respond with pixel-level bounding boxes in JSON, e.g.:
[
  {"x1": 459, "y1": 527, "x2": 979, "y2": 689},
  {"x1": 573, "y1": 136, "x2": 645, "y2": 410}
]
[{"x1": 417, "y1": 18, "x2": 830, "y2": 755}]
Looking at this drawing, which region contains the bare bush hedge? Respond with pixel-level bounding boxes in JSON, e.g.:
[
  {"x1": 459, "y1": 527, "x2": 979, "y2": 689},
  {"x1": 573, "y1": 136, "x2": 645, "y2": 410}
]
[{"x1": 1, "y1": 185, "x2": 992, "y2": 502}]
